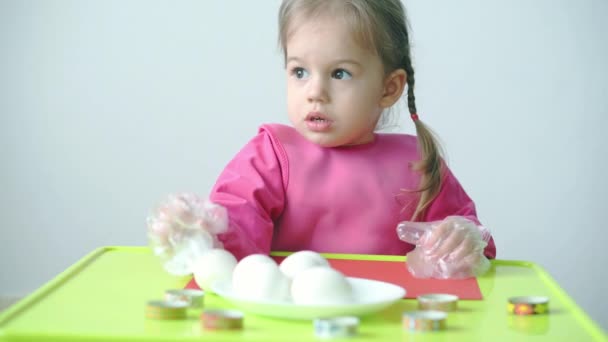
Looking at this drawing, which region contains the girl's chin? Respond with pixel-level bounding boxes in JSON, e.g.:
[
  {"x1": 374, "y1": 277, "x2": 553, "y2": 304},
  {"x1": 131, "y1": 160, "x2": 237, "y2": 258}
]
[
  {"x1": 295, "y1": 127, "x2": 375, "y2": 148},
  {"x1": 297, "y1": 130, "x2": 341, "y2": 147}
]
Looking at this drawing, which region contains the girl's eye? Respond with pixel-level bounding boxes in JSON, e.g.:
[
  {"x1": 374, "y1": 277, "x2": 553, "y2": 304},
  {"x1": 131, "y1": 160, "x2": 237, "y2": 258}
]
[
  {"x1": 332, "y1": 69, "x2": 352, "y2": 80},
  {"x1": 291, "y1": 67, "x2": 309, "y2": 79}
]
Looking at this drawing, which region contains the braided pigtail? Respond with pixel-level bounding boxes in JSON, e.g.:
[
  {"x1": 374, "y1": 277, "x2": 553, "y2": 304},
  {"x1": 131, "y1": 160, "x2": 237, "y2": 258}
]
[{"x1": 402, "y1": 52, "x2": 443, "y2": 221}]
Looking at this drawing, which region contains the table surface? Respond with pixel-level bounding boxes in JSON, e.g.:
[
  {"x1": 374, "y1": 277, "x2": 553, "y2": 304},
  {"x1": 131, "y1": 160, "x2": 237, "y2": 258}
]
[{"x1": 0, "y1": 246, "x2": 605, "y2": 342}]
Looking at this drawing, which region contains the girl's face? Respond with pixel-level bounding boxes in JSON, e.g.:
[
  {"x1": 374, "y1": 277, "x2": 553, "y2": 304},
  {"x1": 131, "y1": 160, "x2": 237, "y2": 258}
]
[{"x1": 285, "y1": 16, "x2": 387, "y2": 147}]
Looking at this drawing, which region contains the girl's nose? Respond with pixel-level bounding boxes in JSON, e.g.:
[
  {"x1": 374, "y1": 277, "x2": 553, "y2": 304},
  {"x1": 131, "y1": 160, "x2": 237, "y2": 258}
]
[{"x1": 307, "y1": 76, "x2": 329, "y2": 103}]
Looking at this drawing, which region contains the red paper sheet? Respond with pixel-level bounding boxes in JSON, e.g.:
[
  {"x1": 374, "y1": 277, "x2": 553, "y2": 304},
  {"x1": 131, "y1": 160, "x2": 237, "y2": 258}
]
[{"x1": 185, "y1": 256, "x2": 483, "y2": 300}]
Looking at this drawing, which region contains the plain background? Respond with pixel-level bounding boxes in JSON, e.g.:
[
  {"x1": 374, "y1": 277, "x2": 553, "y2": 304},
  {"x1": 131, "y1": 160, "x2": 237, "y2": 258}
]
[{"x1": 1, "y1": 0, "x2": 606, "y2": 330}]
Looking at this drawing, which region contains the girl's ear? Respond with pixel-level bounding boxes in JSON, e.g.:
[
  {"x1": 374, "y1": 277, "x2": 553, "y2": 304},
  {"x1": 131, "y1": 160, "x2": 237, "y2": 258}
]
[{"x1": 379, "y1": 69, "x2": 407, "y2": 108}]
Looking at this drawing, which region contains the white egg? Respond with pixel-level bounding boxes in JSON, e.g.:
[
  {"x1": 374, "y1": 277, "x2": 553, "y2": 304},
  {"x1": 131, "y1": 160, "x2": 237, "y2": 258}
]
[
  {"x1": 232, "y1": 254, "x2": 290, "y2": 302},
  {"x1": 291, "y1": 266, "x2": 353, "y2": 305},
  {"x1": 192, "y1": 249, "x2": 237, "y2": 292},
  {"x1": 234, "y1": 254, "x2": 275, "y2": 269},
  {"x1": 279, "y1": 250, "x2": 330, "y2": 280}
]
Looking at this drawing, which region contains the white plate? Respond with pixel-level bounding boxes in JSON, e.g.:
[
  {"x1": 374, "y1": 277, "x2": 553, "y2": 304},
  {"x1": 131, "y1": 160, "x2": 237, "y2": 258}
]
[{"x1": 211, "y1": 277, "x2": 406, "y2": 320}]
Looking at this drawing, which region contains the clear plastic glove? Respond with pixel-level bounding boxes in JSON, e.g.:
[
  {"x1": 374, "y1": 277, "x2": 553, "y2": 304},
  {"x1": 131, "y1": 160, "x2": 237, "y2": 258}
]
[
  {"x1": 397, "y1": 216, "x2": 491, "y2": 279},
  {"x1": 146, "y1": 193, "x2": 228, "y2": 275}
]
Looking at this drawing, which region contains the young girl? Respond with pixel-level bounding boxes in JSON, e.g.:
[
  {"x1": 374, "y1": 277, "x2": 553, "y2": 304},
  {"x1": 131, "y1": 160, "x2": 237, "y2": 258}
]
[{"x1": 150, "y1": 0, "x2": 496, "y2": 279}]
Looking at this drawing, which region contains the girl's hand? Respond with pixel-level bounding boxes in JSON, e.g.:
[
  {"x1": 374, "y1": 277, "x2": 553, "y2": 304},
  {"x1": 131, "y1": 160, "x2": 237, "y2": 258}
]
[
  {"x1": 147, "y1": 193, "x2": 229, "y2": 275},
  {"x1": 397, "y1": 216, "x2": 490, "y2": 279}
]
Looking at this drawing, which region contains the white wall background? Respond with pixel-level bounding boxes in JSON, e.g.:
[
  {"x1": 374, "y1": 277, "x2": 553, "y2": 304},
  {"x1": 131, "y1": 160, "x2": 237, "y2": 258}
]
[{"x1": 1, "y1": 0, "x2": 606, "y2": 330}]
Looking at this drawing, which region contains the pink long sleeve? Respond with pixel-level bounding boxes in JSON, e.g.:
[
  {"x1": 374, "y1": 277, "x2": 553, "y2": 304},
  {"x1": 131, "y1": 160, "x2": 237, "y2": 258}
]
[{"x1": 210, "y1": 130, "x2": 286, "y2": 260}]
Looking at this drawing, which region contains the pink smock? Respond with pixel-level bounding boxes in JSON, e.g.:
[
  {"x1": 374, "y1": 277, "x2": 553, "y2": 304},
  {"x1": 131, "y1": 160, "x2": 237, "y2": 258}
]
[{"x1": 211, "y1": 124, "x2": 496, "y2": 260}]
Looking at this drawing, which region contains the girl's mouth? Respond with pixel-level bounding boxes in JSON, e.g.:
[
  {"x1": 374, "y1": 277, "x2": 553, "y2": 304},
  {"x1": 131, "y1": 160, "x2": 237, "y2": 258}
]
[
  {"x1": 305, "y1": 112, "x2": 332, "y2": 122},
  {"x1": 305, "y1": 112, "x2": 333, "y2": 132}
]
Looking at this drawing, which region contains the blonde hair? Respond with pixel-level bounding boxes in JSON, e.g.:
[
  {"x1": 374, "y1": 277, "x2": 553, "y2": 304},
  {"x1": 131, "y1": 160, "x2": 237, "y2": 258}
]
[{"x1": 278, "y1": 0, "x2": 444, "y2": 221}]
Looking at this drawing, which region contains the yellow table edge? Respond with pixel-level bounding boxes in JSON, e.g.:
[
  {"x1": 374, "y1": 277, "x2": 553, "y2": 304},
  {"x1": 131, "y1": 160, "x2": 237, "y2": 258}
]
[
  {"x1": 0, "y1": 246, "x2": 606, "y2": 341},
  {"x1": 0, "y1": 246, "x2": 145, "y2": 328}
]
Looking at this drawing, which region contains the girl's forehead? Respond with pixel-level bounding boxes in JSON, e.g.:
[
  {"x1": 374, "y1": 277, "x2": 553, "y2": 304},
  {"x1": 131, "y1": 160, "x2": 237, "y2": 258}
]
[{"x1": 285, "y1": 15, "x2": 375, "y2": 59}]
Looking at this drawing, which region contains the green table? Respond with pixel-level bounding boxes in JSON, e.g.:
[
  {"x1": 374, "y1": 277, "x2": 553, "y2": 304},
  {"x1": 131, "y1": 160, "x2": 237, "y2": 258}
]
[{"x1": 0, "y1": 246, "x2": 605, "y2": 341}]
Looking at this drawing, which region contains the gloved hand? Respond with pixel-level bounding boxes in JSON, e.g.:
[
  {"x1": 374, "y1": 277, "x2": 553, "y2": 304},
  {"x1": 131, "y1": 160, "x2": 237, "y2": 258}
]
[
  {"x1": 397, "y1": 216, "x2": 491, "y2": 279},
  {"x1": 147, "y1": 193, "x2": 228, "y2": 275}
]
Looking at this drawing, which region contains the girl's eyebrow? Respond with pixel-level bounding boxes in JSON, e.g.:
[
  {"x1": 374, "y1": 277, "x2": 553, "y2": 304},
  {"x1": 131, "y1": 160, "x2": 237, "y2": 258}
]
[
  {"x1": 286, "y1": 56, "x2": 302, "y2": 64},
  {"x1": 333, "y1": 59, "x2": 362, "y2": 67},
  {"x1": 286, "y1": 56, "x2": 361, "y2": 67}
]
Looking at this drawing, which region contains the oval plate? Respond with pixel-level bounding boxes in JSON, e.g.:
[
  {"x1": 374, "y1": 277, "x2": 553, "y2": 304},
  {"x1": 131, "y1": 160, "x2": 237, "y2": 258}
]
[{"x1": 211, "y1": 277, "x2": 406, "y2": 320}]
